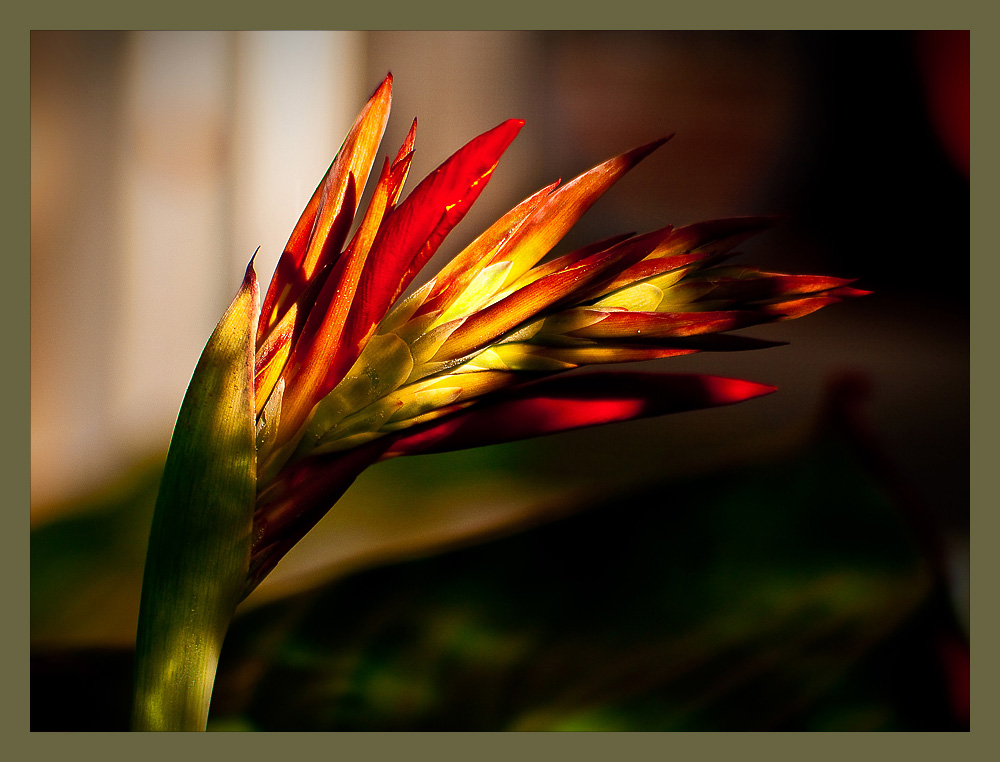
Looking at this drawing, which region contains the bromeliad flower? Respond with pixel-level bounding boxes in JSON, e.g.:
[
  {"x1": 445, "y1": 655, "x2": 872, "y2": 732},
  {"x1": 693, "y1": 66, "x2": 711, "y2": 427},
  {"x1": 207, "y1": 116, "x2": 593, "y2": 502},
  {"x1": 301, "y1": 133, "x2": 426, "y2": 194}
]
[{"x1": 132, "y1": 74, "x2": 868, "y2": 730}]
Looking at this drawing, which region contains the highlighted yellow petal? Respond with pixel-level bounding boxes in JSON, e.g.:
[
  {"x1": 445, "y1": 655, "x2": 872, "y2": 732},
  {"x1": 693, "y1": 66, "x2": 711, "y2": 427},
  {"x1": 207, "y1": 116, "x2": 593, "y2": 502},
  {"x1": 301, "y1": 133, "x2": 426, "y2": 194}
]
[
  {"x1": 438, "y1": 260, "x2": 513, "y2": 322},
  {"x1": 594, "y1": 282, "x2": 665, "y2": 311},
  {"x1": 426, "y1": 180, "x2": 559, "y2": 313},
  {"x1": 298, "y1": 332, "x2": 415, "y2": 454},
  {"x1": 378, "y1": 278, "x2": 438, "y2": 336}
]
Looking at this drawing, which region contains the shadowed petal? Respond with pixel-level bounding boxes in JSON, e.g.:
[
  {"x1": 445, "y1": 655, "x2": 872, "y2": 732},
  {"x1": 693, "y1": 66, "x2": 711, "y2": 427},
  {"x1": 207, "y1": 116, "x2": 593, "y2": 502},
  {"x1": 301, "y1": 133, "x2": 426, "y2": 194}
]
[
  {"x1": 492, "y1": 138, "x2": 671, "y2": 287},
  {"x1": 248, "y1": 439, "x2": 388, "y2": 596},
  {"x1": 650, "y1": 216, "x2": 782, "y2": 259},
  {"x1": 648, "y1": 334, "x2": 788, "y2": 352},
  {"x1": 486, "y1": 342, "x2": 699, "y2": 370},
  {"x1": 761, "y1": 287, "x2": 872, "y2": 320},
  {"x1": 563, "y1": 309, "x2": 769, "y2": 340}
]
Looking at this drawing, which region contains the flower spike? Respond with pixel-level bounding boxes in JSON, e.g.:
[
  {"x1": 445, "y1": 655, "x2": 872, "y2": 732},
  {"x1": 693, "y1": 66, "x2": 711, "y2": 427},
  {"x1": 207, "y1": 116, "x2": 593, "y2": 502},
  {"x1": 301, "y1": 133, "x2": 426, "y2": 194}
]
[
  {"x1": 136, "y1": 76, "x2": 868, "y2": 731},
  {"x1": 246, "y1": 85, "x2": 864, "y2": 551}
]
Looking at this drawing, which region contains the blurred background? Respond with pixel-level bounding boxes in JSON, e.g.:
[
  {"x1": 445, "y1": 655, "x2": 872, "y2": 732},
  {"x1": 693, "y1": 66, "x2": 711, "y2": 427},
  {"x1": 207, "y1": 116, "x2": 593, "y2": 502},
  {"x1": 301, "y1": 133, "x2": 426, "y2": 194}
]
[{"x1": 30, "y1": 31, "x2": 968, "y2": 729}]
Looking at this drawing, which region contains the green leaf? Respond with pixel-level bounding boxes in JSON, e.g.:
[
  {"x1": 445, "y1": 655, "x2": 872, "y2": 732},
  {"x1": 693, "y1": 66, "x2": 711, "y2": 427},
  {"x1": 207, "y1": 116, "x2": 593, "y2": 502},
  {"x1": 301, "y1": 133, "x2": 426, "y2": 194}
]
[{"x1": 131, "y1": 263, "x2": 258, "y2": 731}]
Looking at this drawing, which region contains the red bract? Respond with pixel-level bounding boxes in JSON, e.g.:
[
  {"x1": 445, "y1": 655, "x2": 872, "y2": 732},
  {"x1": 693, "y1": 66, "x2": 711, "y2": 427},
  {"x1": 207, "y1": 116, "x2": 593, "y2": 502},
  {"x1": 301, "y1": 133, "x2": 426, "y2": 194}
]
[{"x1": 243, "y1": 73, "x2": 868, "y2": 593}]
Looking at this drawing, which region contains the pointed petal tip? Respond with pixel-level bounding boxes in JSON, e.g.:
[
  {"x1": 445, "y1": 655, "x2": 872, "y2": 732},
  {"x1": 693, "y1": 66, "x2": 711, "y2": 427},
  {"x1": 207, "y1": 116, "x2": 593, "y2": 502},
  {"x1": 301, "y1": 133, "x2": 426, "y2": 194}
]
[
  {"x1": 368, "y1": 73, "x2": 393, "y2": 107},
  {"x1": 693, "y1": 376, "x2": 778, "y2": 406},
  {"x1": 500, "y1": 118, "x2": 526, "y2": 140},
  {"x1": 834, "y1": 286, "x2": 873, "y2": 298},
  {"x1": 470, "y1": 118, "x2": 525, "y2": 155},
  {"x1": 476, "y1": 119, "x2": 525, "y2": 159},
  {"x1": 624, "y1": 136, "x2": 670, "y2": 165},
  {"x1": 707, "y1": 377, "x2": 778, "y2": 404},
  {"x1": 366, "y1": 73, "x2": 392, "y2": 104},
  {"x1": 242, "y1": 254, "x2": 259, "y2": 293},
  {"x1": 383, "y1": 372, "x2": 780, "y2": 457}
]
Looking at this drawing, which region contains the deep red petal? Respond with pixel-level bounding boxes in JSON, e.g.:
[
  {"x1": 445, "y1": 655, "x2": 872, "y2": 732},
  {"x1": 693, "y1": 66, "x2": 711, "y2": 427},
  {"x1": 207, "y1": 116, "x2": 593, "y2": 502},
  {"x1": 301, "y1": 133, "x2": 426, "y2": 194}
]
[
  {"x1": 384, "y1": 372, "x2": 776, "y2": 456},
  {"x1": 760, "y1": 286, "x2": 870, "y2": 320},
  {"x1": 339, "y1": 119, "x2": 524, "y2": 367},
  {"x1": 362, "y1": 118, "x2": 523, "y2": 318},
  {"x1": 272, "y1": 121, "x2": 521, "y2": 442}
]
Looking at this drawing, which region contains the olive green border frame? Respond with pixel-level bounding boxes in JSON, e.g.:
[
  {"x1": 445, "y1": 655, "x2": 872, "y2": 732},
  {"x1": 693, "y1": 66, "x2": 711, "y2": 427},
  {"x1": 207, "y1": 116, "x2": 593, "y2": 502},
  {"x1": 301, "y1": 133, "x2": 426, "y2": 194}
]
[{"x1": 12, "y1": 4, "x2": 985, "y2": 758}]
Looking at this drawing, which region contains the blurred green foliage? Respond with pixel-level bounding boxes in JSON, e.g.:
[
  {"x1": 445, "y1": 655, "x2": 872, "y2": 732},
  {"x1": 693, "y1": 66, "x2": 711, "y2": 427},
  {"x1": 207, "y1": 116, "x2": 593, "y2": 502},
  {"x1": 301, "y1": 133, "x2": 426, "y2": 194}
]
[
  {"x1": 31, "y1": 410, "x2": 967, "y2": 730},
  {"x1": 31, "y1": 458, "x2": 160, "y2": 647}
]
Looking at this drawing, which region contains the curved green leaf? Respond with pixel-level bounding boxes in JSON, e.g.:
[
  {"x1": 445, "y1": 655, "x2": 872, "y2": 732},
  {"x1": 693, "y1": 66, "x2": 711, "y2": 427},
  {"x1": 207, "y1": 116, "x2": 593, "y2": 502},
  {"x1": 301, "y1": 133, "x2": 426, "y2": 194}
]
[{"x1": 132, "y1": 263, "x2": 258, "y2": 731}]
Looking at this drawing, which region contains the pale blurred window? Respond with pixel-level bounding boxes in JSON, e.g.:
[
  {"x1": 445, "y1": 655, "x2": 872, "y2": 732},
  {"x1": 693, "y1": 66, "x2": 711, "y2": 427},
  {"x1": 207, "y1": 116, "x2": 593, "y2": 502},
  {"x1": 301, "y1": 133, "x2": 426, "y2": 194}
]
[
  {"x1": 31, "y1": 30, "x2": 539, "y2": 519},
  {"x1": 31, "y1": 31, "x2": 364, "y2": 516}
]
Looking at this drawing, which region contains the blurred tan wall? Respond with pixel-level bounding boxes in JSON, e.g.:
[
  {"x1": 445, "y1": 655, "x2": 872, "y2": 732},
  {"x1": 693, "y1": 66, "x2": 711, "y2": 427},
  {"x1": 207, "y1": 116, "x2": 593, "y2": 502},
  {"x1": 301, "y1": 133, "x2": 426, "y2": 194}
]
[
  {"x1": 31, "y1": 31, "x2": 366, "y2": 514},
  {"x1": 30, "y1": 31, "x2": 545, "y2": 516}
]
